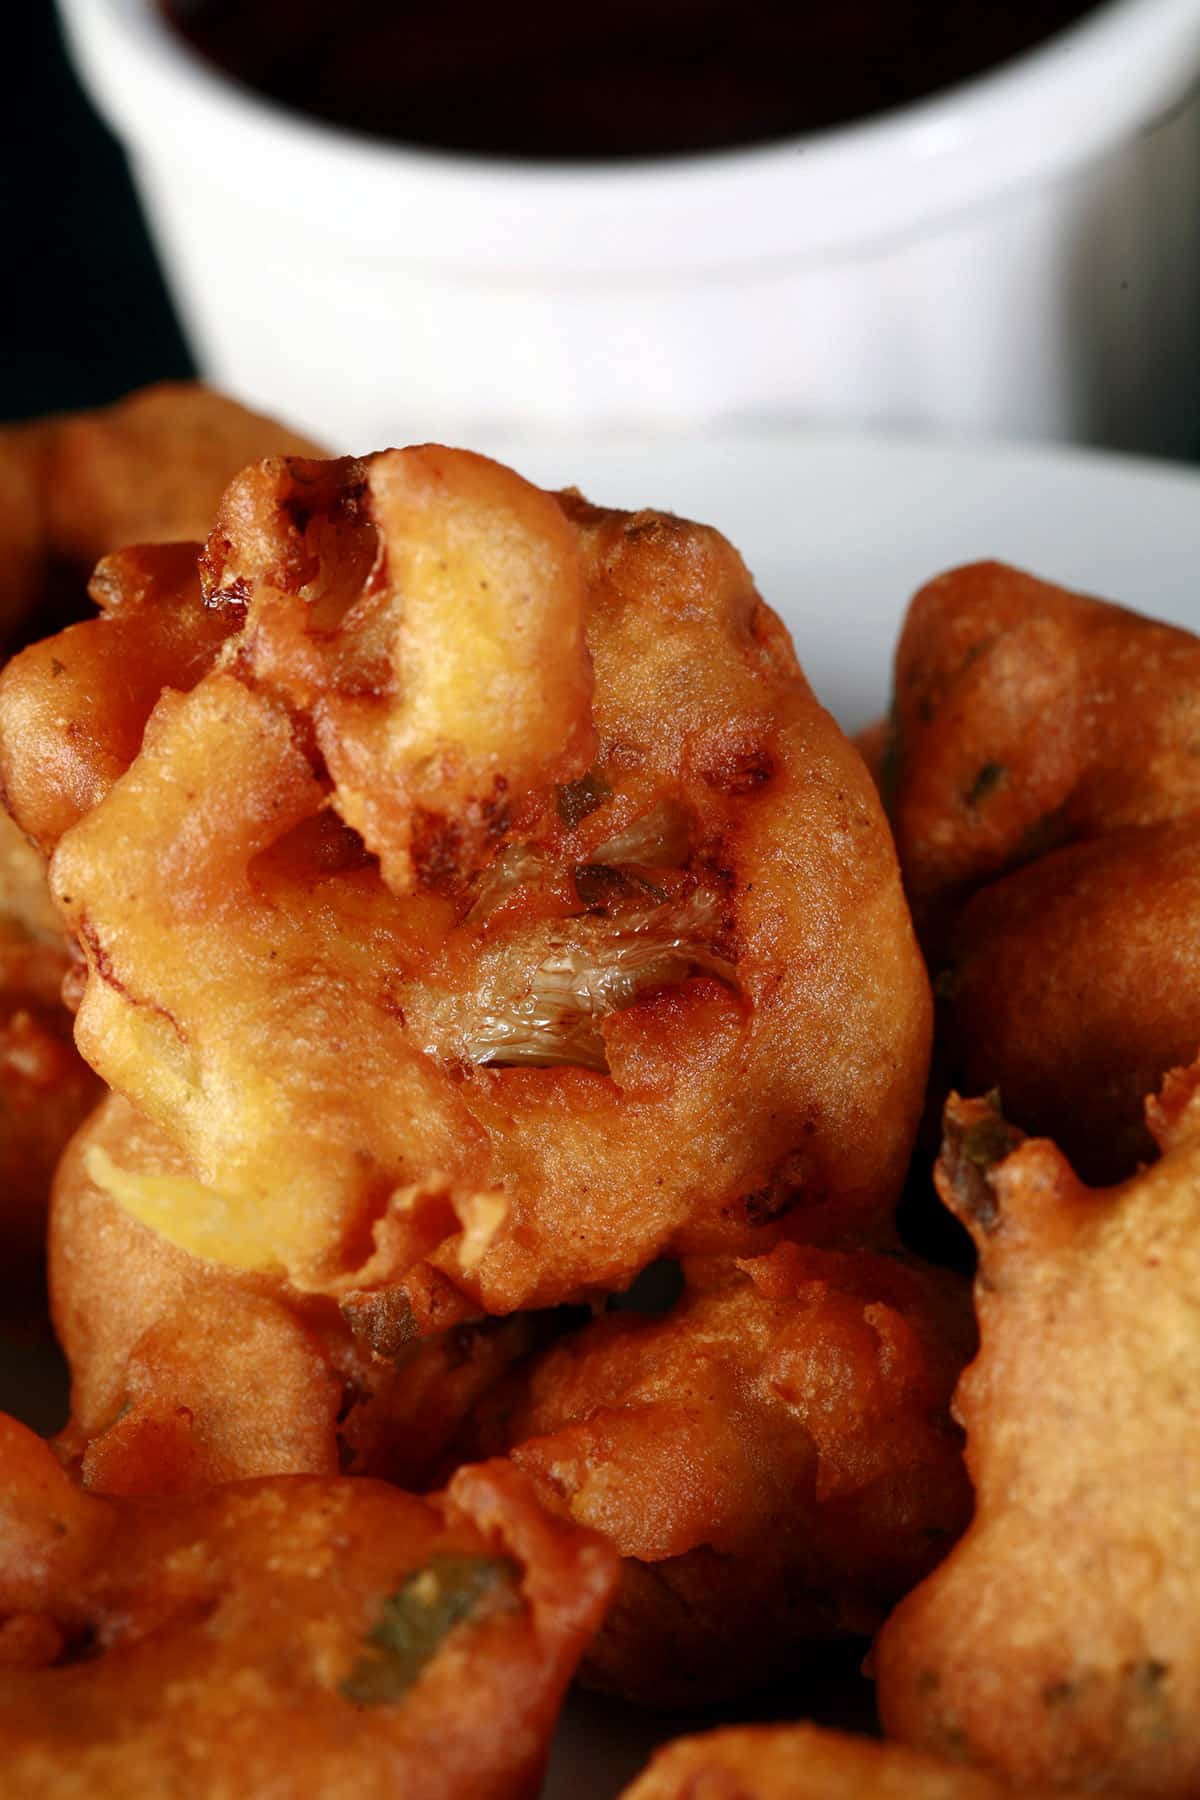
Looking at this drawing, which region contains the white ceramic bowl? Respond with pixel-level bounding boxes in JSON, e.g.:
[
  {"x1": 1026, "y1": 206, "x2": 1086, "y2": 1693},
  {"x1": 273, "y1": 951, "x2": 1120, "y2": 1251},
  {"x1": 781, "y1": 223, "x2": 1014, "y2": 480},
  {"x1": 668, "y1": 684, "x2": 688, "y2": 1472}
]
[{"x1": 60, "y1": 0, "x2": 1200, "y2": 453}]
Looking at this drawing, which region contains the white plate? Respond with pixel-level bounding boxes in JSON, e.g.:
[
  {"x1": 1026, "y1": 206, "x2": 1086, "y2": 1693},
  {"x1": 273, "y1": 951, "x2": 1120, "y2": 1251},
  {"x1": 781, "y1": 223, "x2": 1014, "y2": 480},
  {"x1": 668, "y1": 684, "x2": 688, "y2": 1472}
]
[
  {"x1": 11, "y1": 427, "x2": 1200, "y2": 1799},
  {"x1": 484, "y1": 425, "x2": 1200, "y2": 735}
]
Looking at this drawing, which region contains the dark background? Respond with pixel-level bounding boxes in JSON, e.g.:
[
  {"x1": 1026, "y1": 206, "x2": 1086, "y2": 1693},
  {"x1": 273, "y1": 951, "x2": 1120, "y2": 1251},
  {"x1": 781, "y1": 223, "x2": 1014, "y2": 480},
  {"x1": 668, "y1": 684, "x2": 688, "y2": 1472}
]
[{"x1": 2, "y1": 3, "x2": 193, "y2": 422}]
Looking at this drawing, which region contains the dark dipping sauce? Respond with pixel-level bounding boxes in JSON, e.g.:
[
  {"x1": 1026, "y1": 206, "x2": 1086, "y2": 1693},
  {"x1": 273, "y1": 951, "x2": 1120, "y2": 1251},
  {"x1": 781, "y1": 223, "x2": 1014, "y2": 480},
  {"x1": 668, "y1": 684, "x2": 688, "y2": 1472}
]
[{"x1": 161, "y1": 0, "x2": 1100, "y2": 161}]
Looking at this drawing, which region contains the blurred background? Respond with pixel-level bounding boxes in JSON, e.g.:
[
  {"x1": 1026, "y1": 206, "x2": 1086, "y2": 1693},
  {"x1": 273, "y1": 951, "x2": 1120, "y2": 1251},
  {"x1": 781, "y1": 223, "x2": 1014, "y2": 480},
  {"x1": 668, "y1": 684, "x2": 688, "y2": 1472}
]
[
  {"x1": 7, "y1": 0, "x2": 1200, "y2": 454},
  {"x1": 2, "y1": 4, "x2": 192, "y2": 420}
]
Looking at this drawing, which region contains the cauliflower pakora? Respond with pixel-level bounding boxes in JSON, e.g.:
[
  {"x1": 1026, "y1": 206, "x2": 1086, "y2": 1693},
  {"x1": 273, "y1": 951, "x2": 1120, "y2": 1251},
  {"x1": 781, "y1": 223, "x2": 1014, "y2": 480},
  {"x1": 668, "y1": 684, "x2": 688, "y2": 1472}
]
[
  {"x1": 458, "y1": 1242, "x2": 973, "y2": 1705},
  {"x1": 876, "y1": 1067, "x2": 1200, "y2": 1797},
  {"x1": 1, "y1": 445, "x2": 931, "y2": 1319},
  {"x1": 0, "y1": 1414, "x2": 615, "y2": 1799},
  {"x1": 50, "y1": 1094, "x2": 553, "y2": 1496}
]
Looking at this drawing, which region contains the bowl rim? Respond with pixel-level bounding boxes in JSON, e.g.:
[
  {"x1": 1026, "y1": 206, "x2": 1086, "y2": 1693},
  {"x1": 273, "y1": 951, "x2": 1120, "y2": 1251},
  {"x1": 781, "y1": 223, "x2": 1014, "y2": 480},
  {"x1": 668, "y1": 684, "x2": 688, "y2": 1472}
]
[{"x1": 58, "y1": 0, "x2": 1200, "y2": 275}]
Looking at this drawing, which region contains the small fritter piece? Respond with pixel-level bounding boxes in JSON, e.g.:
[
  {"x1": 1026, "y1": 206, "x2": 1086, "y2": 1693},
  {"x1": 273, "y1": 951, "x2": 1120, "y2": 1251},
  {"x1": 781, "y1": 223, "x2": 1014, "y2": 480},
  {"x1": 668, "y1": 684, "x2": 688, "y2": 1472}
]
[
  {"x1": 887, "y1": 561, "x2": 1200, "y2": 943},
  {"x1": 459, "y1": 1242, "x2": 973, "y2": 1705},
  {"x1": 51, "y1": 1094, "x2": 548, "y2": 1495},
  {"x1": 620, "y1": 1724, "x2": 1077, "y2": 1799},
  {"x1": 0, "y1": 1415, "x2": 616, "y2": 1799},
  {"x1": 940, "y1": 821, "x2": 1200, "y2": 1180},
  {"x1": 1, "y1": 446, "x2": 931, "y2": 1316},
  {"x1": 883, "y1": 561, "x2": 1200, "y2": 1181},
  {"x1": 0, "y1": 810, "x2": 101, "y2": 1276},
  {"x1": 0, "y1": 383, "x2": 324, "y2": 644},
  {"x1": 876, "y1": 1071, "x2": 1200, "y2": 1797}
]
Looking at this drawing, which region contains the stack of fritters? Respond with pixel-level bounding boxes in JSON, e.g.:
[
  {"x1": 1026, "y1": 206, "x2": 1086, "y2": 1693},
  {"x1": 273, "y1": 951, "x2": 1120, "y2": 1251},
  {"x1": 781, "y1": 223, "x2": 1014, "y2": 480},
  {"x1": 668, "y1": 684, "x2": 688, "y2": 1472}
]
[
  {"x1": 0, "y1": 428, "x2": 984, "y2": 1793},
  {"x1": 13, "y1": 424, "x2": 1198, "y2": 1796},
  {"x1": 864, "y1": 562, "x2": 1200, "y2": 1797}
]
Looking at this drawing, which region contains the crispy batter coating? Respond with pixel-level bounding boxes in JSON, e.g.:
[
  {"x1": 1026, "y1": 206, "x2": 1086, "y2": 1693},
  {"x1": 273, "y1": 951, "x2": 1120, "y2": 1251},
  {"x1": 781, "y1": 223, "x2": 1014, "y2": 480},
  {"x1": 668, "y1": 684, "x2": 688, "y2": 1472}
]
[
  {"x1": 884, "y1": 561, "x2": 1200, "y2": 1181},
  {"x1": 0, "y1": 384, "x2": 324, "y2": 645},
  {"x1": 0, "y1": 447, "x2": 930, "y2": 1317},
  {"x1": 0, "y1": 1414, "x2": 616, "y2": 1798},
  {"x1": 458, "y1": 1243, "x2": 973, "y2": 1705},
  {"x1": 0, "y1": 810, "x2": 101, "y2": 1276},
  {"x1": 619, "y1": 1724, "x2": 1076, "y2": 1799},
  {"x1": 875, "y1": 1070, "x2": 1200, "y2": 1796},
  {"x1": 50, "y1": 1094, "x2": 549, "y2": 1494}
]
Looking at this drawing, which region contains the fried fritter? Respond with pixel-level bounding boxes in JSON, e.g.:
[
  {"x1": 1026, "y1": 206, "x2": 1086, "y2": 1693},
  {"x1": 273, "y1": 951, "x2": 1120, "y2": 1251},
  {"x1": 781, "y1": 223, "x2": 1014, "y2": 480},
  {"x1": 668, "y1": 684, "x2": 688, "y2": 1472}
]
[
  {"x1": 854, "y1": 715, "x2": 891, "y2": 792},
  {"x1": 0, "y1": 1414, "x2": 616, "y2": 1798},
  {"x1": 875, "y1": 1070, "x2": 1200, "y2": 1796},
  {"x1": 883, "y1": 561, "x2": 1200, "y2": 1181},
  {"x1": 51, "y1": 1094, "x2": 550, "y2": 1494},
  {"x1": 887, "y1": 562, "x2": 1200, "y2": 941},
  {"x1": 458, "y1": 1243, "x2": 973, "y2": 1705},
  {"x1": 1, "y1": 446, "x2": 931, "y2": 1318},
  {"x1": 0, "y1": 383, "x2": 324, "y2": 645},
  {"x1": 939, "y1": 821, "x2": 1200, "y2": 1180},
  {"x1": 619, "y1": 1724, "x2": 1078, "y2": 1799}
]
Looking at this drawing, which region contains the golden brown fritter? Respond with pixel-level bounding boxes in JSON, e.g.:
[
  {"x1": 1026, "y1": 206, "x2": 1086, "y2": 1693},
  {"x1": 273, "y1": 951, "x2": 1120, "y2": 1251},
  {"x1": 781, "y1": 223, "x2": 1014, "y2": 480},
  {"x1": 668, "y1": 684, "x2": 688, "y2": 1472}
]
[
  {"x1": 875, "y1": 1070, "x2": 1200, "y2": 1797},
  {"x1": 458, "y1": 1242, "x2": 973, "y2": 1705},
  {"x1": 0, "y1": 446, "x2": 931, "y2": 1319},
  {"x1": 938, "y1": 820, "x2": 1200, "y2": 1180},
  {"x1": 883, "y1": 560, "x2": 1200, "y2": 1181},
  {"x1": 0, "y1": 383, "x2": 324, "y2": 646},
  {"x1": 50, "y1": 1094, "x2": 550, "y2": 1495},
  {"x1": 619, "y1": 1723, "x2": 1080, "y2": 1799},
  {"x1": 0, "y1": 1413, "x2": 615, "y2": 1798}
]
